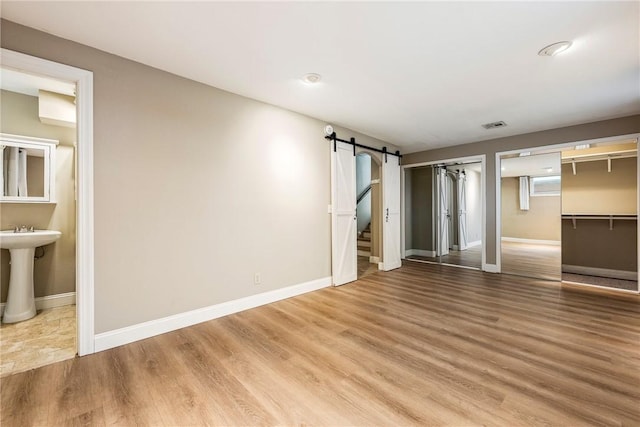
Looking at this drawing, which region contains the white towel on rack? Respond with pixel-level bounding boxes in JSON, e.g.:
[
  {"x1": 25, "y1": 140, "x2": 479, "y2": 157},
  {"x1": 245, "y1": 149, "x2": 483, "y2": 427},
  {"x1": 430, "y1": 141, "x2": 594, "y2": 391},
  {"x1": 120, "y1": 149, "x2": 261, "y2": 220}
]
[
  {"x1": 17, "y1": 148, "x2": 28, "y2": 196},
  {"x1": 519, "y1": 176, "x2": 529, "y2": 211}
]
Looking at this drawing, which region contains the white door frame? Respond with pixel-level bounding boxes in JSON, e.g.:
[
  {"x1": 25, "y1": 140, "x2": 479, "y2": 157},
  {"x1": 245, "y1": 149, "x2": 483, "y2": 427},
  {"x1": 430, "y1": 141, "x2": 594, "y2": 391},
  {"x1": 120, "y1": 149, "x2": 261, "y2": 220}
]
[
  {"x1": 2, "y1": 49, "x2": 95, "y2": 354},
  {"x1": 495, "y1": 132, "x2": 640, "y2": 294},
  {"x1": 401, "y1": 155, "x2": 487, "y2": 271}
]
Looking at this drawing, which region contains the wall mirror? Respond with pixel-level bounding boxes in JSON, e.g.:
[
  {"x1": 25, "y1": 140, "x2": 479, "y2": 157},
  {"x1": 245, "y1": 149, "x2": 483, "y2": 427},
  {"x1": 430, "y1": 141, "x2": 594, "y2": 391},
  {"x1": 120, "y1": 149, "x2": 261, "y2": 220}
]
[
  {"x1": 499, "y1": 137, "x2": 638, "y2": 292},
  {"x1": 404, "y1": 160, "x2": 483, "y2": 269},
  {"x1": 0, "y1": 133, "x2": 58, "y2": 203}
]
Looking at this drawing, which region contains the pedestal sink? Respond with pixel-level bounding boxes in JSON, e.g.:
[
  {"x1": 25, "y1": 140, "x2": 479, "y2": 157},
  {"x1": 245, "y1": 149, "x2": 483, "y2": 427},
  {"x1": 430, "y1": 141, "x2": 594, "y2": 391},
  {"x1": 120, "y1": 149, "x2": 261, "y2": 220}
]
[{"x1": 0, "y1": 230, "x2": 61, "y2": 323}]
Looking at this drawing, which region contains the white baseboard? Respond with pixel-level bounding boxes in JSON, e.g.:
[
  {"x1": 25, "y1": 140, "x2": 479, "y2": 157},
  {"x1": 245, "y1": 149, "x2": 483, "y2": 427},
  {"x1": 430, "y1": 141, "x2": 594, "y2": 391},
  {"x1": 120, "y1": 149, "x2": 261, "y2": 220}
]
[
  {"x1": 94, "y1": 276, "x2": 331, "y2": 353},
  {"x1": 467, "y1": 240, "x2": 482, "y2": 248},
  {"x1": 369, "y1": 256, "x2": 380, "y2": 264},
  {"x1": 562, "y1": 265, "x2": 637, "y2": 281},
  {"x1": 483, "y1": 264, "x2": 499, "y2": 273},
  {"x1": 502, "y1": 237, "x2": 561, "y2": 246},
  {"x1": 0, "y1": 291, "x2": 75, "y2": 317},
  {"x1": 405, "y1": 249, "x2": 436, "y2": 257}
]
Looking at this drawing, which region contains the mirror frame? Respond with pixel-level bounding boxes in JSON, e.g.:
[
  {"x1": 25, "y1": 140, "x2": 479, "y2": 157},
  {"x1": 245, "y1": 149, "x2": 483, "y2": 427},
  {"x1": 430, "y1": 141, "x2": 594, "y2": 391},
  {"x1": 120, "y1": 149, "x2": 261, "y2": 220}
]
[{"x1": 0, "y1": 133, "x2": 58, "y2": 203}]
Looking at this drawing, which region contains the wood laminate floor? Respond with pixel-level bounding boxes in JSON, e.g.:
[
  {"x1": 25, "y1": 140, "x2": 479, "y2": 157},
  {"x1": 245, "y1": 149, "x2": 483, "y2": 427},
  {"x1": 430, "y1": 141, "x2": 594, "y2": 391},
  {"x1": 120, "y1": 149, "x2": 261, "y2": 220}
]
[
  {"x1": 2, "y1": 262, "x2": 639, "y2": 426},
  {"x1": 501, "y1": 241, "x2": 561, "y2": 281}
]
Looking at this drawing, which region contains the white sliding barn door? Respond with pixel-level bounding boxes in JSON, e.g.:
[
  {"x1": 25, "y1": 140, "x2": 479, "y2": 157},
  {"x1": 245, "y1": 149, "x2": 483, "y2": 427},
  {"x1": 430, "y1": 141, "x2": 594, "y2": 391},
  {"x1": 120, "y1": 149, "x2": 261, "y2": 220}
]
[
  {"x1": 457, "y1": 172, "x2": 468, "y2": 250},
  {"x1": 437, "y1": 168, "x2": 450, "y2": 256},
  {"x1": 331, "y1": 141, "x2": 357, "y2": 286},
  {"x1": 382, "y1": 155, "x2": 402, "y2": 271}
]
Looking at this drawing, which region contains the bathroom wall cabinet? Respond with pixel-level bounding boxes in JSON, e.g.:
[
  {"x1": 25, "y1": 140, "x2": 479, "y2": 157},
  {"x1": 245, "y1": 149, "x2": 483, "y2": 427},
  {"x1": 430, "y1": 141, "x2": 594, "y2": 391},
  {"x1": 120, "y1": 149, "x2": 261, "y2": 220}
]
[{"x1": 0, "y1": 133, "x2": 58, "y2": 203}]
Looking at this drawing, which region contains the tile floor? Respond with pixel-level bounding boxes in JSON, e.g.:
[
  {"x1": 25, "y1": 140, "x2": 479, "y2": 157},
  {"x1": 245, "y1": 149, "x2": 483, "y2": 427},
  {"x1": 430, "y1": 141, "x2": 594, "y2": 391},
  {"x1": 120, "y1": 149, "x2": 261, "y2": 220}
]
[{"x1": 0, "y1": 305, "x2": 76, "y2": 378}]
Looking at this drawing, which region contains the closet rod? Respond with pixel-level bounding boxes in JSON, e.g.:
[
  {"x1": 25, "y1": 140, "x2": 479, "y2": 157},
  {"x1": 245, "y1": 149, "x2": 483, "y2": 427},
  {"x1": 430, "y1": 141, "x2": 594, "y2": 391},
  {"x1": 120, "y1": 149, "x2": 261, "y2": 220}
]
[{"x1": 325, "y1": 133, "x2": 402, "y2": 160}]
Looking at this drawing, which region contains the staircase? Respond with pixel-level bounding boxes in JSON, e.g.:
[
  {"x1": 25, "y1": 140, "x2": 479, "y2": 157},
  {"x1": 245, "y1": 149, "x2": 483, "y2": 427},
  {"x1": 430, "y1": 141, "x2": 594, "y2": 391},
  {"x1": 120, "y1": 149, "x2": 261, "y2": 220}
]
[{"x1": 357, "y1": 223, "x2": 372, "y2": 257}]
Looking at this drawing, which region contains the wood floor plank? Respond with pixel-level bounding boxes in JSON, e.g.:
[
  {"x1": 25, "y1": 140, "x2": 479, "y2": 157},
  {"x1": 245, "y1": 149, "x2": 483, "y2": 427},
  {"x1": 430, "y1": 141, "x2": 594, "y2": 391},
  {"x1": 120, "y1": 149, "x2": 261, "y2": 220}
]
[{"x1": 1, "y1": 261, "x2": 639, "y2": 426}]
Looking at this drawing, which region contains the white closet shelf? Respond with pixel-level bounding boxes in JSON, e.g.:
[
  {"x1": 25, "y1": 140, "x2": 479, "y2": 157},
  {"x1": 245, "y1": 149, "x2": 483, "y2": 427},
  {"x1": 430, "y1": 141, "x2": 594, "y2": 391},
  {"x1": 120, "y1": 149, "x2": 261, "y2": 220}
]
[{"x1": 561, "y1": 214, "x2": 637, "y2": 230}]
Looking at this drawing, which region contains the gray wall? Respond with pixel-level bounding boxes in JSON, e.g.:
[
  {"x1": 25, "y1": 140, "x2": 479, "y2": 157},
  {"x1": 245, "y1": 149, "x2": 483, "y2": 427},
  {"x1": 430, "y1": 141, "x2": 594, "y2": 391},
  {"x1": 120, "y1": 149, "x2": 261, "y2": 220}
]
[
  {"x1": 404, "y1": 115, "x2": 640, "y2": 266},
  {"x1": 1, "y1": 20, "x2": 396, "y2": 334},
  {"x1": 409, "y1": 167, "x2": 433, "y2": 251}
]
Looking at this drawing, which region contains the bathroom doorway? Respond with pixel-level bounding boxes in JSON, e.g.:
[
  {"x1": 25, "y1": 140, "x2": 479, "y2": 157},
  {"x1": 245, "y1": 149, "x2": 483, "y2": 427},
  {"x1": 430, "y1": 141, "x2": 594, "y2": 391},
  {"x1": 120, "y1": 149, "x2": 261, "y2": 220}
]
[
  {"x1": 0, "y1": 67, "x2": 78, "y2": 376},
  {"x1": 0, "y1": 49, "x2": 95, "y2": 375}
]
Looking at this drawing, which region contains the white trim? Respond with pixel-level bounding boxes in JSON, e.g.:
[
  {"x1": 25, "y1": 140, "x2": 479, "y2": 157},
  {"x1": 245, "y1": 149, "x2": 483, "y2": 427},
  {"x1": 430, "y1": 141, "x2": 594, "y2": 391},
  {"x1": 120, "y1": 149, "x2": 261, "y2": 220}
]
[
  {"x1": 94, "y1": 276, "x2": 331, "y2": 352},
  {"x1": 405, "y1": 249, "x2": 436, "y2": 257},
  {"x1": 562, "y1": 265, "x2": 637, "y2": 281},
  {"x1": 467, "y1": 240, "x2": 482, "y2": 248},
  {"x1": 483, "y1": 264, "x2": 499, "y2": 273},
  {"x1": 0, "y1": 292, "x2": 75, "y2": 317},
  {"x1": 1, "y1": 49, "x2": 96, "y2": 355},
  {"x1": 501, "y1": 237, "x2": 561, "y2": 246},
  {"x1": 369, "y1": 255, "x2": 380, "y2": 264}
]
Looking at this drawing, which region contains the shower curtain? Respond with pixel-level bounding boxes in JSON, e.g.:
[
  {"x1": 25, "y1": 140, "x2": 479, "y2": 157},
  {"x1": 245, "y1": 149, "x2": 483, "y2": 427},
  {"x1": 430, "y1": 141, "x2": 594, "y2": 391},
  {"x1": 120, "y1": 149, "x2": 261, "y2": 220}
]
[
  {"x1": 519, "y1": 176, "x2": 529, "y2": 211},
  {"x1": 2, "y1": 146, "x2": 28, "y2": 197}
]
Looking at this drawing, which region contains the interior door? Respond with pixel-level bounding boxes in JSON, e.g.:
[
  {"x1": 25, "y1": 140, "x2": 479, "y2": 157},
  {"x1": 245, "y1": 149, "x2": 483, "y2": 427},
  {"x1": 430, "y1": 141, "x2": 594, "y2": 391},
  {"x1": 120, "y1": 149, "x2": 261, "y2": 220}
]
[
  {"x1": 331, "y1": 141, "x2": 357, "y2": 286},
  {"x1": 437, "y1": 168, "x2": 450, "y2": 256},
  {"x1": 382, "y1": 154, "x2": 402, "y2": 271},
  {"x1": 458, "y1": 172, "x2": 468, "y2": 250}
]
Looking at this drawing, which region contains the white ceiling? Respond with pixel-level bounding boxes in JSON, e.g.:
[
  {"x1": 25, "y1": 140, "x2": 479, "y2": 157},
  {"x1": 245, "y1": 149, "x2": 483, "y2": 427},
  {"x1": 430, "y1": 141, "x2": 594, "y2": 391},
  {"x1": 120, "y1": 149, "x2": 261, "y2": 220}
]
[{"x1": 3, "y1": 1, "x2": 639, "y2": 153}]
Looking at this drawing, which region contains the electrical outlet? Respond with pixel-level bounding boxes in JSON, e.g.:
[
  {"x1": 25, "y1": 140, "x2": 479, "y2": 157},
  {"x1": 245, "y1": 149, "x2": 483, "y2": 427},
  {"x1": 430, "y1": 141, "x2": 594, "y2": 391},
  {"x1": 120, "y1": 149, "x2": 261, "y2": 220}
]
[{"x1": 254, "y1": 273, "x2": 261, "y2": 285}]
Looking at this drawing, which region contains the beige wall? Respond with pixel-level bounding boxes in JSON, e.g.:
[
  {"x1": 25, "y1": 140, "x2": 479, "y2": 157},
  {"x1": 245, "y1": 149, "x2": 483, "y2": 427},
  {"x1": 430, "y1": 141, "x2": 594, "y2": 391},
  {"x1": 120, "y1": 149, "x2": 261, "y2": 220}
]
[
  {"x1": 501, "y1": 177, "x2": 561, "y2": 241},
  {"x1": 0, "y1": 90, "x2": 77, "y2": 302},
  {"x1": 562, "y1": 157, "x2": 637, "y2": 214},
  {"x1": 1, "y1": 20, "x2": 396, "y2": 334},
  {"x1": 404, "y1": 115, "x2": 640, "y2": 266},
  {"x1": 561, "y1": 156, "x2": 637, "y2": 271}
]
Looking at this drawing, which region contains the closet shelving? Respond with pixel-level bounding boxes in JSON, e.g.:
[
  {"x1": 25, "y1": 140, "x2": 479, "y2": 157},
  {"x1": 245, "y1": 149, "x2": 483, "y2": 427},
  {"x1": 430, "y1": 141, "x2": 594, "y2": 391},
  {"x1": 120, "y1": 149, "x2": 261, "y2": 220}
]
[{"x1": 561, "y1": 214, "x2": 638, "y2": 230}]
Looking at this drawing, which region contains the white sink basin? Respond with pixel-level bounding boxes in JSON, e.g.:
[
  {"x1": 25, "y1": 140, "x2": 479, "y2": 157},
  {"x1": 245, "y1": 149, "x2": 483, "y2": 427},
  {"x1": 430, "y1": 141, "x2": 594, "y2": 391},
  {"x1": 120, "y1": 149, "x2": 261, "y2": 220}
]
[
  {"x1": 0, "y1": 230, "x2": 62, "y2": 249},
  {"x1": 1, "y1": 229, "x2": 62, "y2": 323}
]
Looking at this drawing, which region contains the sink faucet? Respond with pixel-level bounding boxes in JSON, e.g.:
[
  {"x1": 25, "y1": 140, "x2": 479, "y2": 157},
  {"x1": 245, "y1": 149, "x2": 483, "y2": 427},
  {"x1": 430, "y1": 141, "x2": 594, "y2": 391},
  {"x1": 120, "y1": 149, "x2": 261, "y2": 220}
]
[{"x1": 14, "y1": 225, "x2": 34, "y2": 233}]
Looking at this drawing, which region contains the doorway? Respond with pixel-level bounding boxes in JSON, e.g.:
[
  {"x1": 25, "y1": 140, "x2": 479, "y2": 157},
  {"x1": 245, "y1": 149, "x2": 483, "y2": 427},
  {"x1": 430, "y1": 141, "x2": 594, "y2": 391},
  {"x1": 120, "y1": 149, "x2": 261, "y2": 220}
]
[
  {"x1": 355, "y1": 152, "x2": 381, "y2": 279},
  {"x1": 402, "y1": 158, "x2": 485, "y2": 270},
  {"x1": 1, "y1": 49, "x2": 95, "y2": 361},
  {"x1": 497, "y1": 136, "x2": 639, "y2": 292},
  {"x1": 330, "y1": 137, "x2": 401, "y2": 286}
]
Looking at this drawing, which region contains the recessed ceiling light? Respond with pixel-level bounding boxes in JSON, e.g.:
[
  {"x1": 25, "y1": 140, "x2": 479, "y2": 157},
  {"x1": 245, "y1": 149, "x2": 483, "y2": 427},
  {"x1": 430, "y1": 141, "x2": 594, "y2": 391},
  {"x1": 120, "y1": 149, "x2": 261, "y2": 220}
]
[
  {"x1": 538, "y1": 41, "x2": 573, "y2": 56},
  {"x1": 543, "y1": 167, "x2": 554, "y2": 173},
  {"x1": 302, "y1": 73, "x2": 321, "y2": 84}
]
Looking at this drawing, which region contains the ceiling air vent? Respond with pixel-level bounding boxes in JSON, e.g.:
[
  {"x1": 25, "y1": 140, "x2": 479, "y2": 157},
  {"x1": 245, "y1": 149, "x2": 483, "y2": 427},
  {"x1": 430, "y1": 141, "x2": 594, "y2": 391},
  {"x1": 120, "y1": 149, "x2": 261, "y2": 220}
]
[{"x1": 482, "y1": 121, "x2": 507, "y2": 129}]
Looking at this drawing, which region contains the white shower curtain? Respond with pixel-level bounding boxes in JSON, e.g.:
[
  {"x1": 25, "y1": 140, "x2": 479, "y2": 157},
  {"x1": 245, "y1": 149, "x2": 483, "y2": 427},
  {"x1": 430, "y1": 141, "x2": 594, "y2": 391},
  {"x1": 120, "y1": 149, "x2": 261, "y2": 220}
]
[
  {"x1": 3, "y1": 147, "x2": 28, "y2": 197},
  {"x1": 519, "y1": 176, "x2": 529, "y2": 211}
]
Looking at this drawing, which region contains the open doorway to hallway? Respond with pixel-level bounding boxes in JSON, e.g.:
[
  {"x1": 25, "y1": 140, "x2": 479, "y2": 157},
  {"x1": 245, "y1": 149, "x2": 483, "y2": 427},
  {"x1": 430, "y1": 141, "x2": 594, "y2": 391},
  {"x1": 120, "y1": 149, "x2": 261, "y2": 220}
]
[{"x1": 356, "y1": 152, "x2": 381, "y2": 279}]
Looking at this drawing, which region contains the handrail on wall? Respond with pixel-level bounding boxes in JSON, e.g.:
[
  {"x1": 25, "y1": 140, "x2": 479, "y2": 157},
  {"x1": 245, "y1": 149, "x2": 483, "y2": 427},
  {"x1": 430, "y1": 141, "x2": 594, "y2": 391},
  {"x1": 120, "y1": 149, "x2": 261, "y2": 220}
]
[{"x1": 357, "y1": 185, "x2": 372, "y2": 205}]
